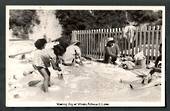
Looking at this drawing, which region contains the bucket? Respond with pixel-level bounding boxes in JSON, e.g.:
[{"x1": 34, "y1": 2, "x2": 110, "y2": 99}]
[{"x1": 136, "y1": 58, "x2": 146, "y2": 68}]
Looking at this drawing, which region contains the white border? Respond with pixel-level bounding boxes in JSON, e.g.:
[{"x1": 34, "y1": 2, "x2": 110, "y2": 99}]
[{"x1": 6, "y1": 5, "x2": 165, "y2": 107}]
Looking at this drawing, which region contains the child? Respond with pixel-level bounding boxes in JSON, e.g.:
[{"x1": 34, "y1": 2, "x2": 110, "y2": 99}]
[{"x1": 32, "y1": 38, "x2": 51, "y2": 92}]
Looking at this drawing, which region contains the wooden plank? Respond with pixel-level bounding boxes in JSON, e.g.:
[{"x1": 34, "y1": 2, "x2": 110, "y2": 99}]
[
  {"x1": 79, "y1": 30, "x2": 82, "y2": 55},
  {"x1": 139, "y1": 28, "x2": 142, "y2": 52},
  {"x1": 143, "y1": 29, "x2": 147, "y2": 57},
  {"x1": 135, "y1": 27, "x2": 139, "y2": 55},
  {"x1": 82, "y1": 30, "x2": 85, "y2": 56},
  {"x1": 85, "y1": 30, "x2": 88, "y2": 57},
  {"x1": 119, "y1": 28, "x2": 123, "y2": 55},
  {"x1": 151, "y1": 26, "x2": 155, "y2": 60},
  {"x1": 100, "y1": 29, "x2": 103, "y2": 58},
  {"x1": 121, "y1": 28, "x2": 124, "y2": 55},
  {"x1": 92, "y1": 29, "x2": 95, "y2": 58},
  {"x1": 117, "y1": 28, "x2": 121, "y2": 55},
  {"x1": 97, "y1": 29, "x2": 101, "y2": 59},
  {"x1": 90, "y1": 30, "x2": 93, "y2": 56},
  {"x1": 97, "y1": 29, "x2": 100, "y2": 59},
  {"x1": 94, "y1": 29, "x2": 97, "y2": 59},
  {"x1": 98, "y1": 29, "x2": 101, "y2": 59},
  {"x1": 124, "y1": 28, "x2": 127, "y2": 56},
  {"x1": 84, "y1": 30, "x2": 86, "y2": 56},
  {"x1": 87, "y1": 30, "x2": 89, "y2": 56},
  {"x1": 100, "y1": 29, "x2": 102, "y2": 58},
  {"x1": 109, "y1": 28, "x2": 112, "y2": 37},
  {"x1": 86, "y1": 30, "x2": 88, "y2": 56},
  {"x1": 128, "y1": 28, "x2": 131, "y2": 56},
  {"x1": 155, "y1": 26, "x2": 160, "y2": 60},
  {"x1": 76, "y1": 31, "x2": 78, "y2": 41},
  {"x1": 89, "y1": 30, "x2": 92, "y2": 56},
  {"x1": 117, "y1": 28, "x2": 120, "y2": 42},
  {"x1": 103, "y1": 29, "x2": 107, "y2": 58},
  {"x1": 80, "y1": 30, "x2": 83, "y2": 56},
  {"x1": 131, "y1": 30, "x2": 135, "y2": 56},
  {"x1": 147, "y1": 26, "x2": 151, "y2": 64}
]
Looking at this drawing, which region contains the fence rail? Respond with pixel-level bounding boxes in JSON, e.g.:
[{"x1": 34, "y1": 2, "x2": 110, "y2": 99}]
[{"x1": 72, "y1": 25, "x2": 162, "y2": 63}]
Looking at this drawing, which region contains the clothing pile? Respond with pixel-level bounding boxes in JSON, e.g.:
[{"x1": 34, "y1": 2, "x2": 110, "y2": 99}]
[
  {"x1": 119, "y1": 56, "x2": 135, "y2": 70},
  {"x1": 119, "y1": 51, "x2": 146, "y2": 70}
]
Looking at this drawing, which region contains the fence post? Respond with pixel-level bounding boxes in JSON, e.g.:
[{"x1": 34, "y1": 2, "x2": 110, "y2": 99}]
[
  {"x1": 146, "y1": 26, "x2": 151, "y2": 64},
  {"x1": 159, "y1": 25, "x2": 162, "y2": 56},
  {"x1": 151, "y1": 26, "x2": 156, "y2": 60},
  {"x1": 143, "y1": 26, "x2": 147, "y2": 57},
  {"x1": 139, "y1": 27, "x2": 142, "y2": 52},
  {"x1": 135, "y1": 27, "x2": 139, "y2": 55},
  {"x1": 155, "y1": 25, "x2": 160, "y2": 60},
  {"x1": 89, "y1": 29, "x2": 91, "y2": 57},
  {"x1": 127, "y1": 27, "x2": 131, "y2": 56},
  {"x1": 71, "y1": 30, "x2": 77, "y2": 43}
]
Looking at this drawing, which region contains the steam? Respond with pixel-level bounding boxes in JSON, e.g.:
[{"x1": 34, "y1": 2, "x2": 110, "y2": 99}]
[{"x1": 29, "y1": 10, "x2": 62, "y2": 42}]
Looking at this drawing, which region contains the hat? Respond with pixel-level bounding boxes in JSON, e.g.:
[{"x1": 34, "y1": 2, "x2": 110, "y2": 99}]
[
  {"x1": 107, "y1": 37, "x2": 114, "y2": 42},
  {"x1": 71, "y1": 40, "x2": 80, "y2": 45}
]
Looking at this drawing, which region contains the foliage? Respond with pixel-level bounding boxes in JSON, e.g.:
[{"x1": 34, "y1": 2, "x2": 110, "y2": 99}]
[
  {"x1": 55, "y1": 10, "x2": 162, "y2": 40},
  {"x1": 127, "y1": 10, "x2": 162, "y2": 25},
  {"x1": 9, "y1": 10, "x2": 38, "y2": 39},
  {"x1": 9, "y1": 9, "x2": 162, "y2": 41}
]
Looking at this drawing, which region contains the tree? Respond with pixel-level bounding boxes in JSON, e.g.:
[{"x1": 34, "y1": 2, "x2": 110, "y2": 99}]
[
  {"x1": 9, "y1": 10, "x2": 38, "y2": 39},
  {"x1": 127, "y1": 10, "x2": 162, "y2": 25}
]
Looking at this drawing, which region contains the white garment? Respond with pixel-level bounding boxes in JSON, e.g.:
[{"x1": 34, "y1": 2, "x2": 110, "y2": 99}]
[
  {"x1": 31, "y1": 48, "x2": 56, "y2": 68},
  {"x1": 62, "y1": 45, "x2": 81, "y2": 64},
  {"x1": 124, "y1": 25, "x2": 136, "y2": 43}
]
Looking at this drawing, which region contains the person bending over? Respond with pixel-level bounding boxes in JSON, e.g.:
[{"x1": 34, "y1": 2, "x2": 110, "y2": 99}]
[{"x1": 32, "y1": 38, "x2": 52, "y2": 92}]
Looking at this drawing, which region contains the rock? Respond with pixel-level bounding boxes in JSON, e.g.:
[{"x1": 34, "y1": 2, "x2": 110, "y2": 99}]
[
  {"x1": 14, "y1": 94, "x2": 19, "y2": 98},
  {"x1": 23, "y1": 70, "x2": 34, "y2": 76},
  {"x1": 28, "y1": 80, "x2": 41, "y2": 87},
  {"x1": 13, "y1": 75, "x2": 17, "y2": 80},
  {"x1": 58, "y1": 74, "x2": 64, "y2": 80},
  {"x1": 74, "y1": 64, "x2": 79, "y2": 67}
]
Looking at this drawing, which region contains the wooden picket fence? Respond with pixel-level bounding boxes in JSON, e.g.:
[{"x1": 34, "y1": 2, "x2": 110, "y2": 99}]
[{"x1": 71, "y1": 25, "x2": 162, "y2": 63}]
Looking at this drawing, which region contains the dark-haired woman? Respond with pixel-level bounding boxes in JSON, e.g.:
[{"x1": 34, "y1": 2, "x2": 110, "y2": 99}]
[{"x1": 104, "y1": 40, "x2": 120, "y2": 64}]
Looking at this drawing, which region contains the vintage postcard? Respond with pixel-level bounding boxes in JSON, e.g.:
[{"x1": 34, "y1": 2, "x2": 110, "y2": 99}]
[{"x1": 6, "y1": 6, "x2": 165, "y2": 107}]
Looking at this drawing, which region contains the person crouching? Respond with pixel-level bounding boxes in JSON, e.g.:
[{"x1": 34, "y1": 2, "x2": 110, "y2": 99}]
[
  {"x1": 52, "y1": 44, "x2": 66, "y2": 80},
  {"x1": 104, "y1": 38, "x2": 120, "y2": 64}
]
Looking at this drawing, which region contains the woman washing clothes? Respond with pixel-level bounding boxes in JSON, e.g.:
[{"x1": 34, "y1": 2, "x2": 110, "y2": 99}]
[{"x1": 104, "y1": 37, "x2": 120, "y2": 64}]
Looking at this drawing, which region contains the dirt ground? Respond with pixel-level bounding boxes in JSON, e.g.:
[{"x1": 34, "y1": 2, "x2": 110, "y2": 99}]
[{"x1": 6, "y1": 40, "x2": 162, "y2": 106}]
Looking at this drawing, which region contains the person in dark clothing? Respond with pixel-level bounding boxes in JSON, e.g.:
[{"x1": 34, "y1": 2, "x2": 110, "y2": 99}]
[
  {"x1": 155, "y1": 44, "x2": 162, "y2": 68},
  {"x1": 104, "y1": 39, "x2": 120, "y2": 64},
  {"x1": 144, "y1": 43, "x2": 162, "y2": 83}
]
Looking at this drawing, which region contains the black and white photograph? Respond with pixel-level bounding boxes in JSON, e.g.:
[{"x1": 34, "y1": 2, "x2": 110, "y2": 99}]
[{"x1": 6, "y1": 6, "x2": 165, "y2": 107}]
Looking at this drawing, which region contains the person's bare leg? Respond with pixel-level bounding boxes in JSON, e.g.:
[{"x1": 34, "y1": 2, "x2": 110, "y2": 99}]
[
  {"x1": 39, "y1": 68, "x2": 50, "y2": 92},
  {"x1": 45, "y1": 68, "x2": 51, "y2": 87}
]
